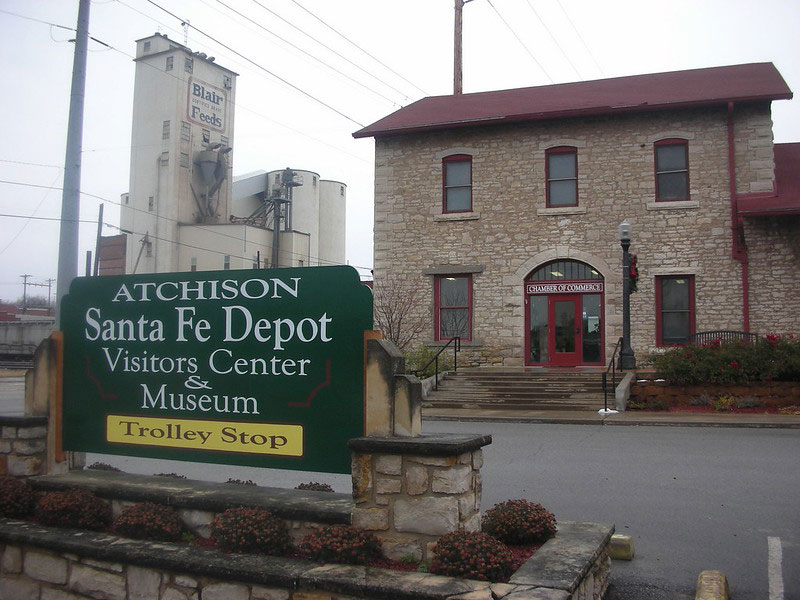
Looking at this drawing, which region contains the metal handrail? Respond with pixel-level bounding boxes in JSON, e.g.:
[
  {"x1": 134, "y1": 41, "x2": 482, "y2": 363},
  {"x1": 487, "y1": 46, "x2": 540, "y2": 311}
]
[
  {"x1": 411, "y1": 337, "x2": 461, "y2": 391},
  {"x1": 602, "y1": 337, "x2": 624, "y2": 412}
]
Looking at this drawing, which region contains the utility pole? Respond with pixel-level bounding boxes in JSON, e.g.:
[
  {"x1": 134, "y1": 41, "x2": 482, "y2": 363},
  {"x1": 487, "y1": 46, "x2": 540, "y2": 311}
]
[
  {"x1": 55, "y1": 0, "x2": 91, "y2": 328},
  {"x1": 20, "y1": 274, "x2": 31, "y2": 314},
  {"x1": 454, "y1": 0, "x2": 474, "y2": 95}
]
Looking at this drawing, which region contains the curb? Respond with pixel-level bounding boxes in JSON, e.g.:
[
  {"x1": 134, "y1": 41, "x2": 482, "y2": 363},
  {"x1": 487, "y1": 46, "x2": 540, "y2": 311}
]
[
  {"x1": 695, "y1": 570, "x2": 729, "y2": 600},
  {"x1": 423, "y1": 412, "x2": 800, "y2": 429}
]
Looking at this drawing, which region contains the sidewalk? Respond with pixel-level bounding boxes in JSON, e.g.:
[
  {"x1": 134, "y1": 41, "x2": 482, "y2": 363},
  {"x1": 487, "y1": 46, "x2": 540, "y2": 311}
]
[{"x1": 423, "y1": 406, "x2": 800, "y2": 428}]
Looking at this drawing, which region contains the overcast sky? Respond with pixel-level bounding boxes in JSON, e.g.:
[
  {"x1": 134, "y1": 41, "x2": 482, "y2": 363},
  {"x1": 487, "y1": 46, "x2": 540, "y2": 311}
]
[{"x1": 1, "y1": 0, "x2": 798, "y2": 303}]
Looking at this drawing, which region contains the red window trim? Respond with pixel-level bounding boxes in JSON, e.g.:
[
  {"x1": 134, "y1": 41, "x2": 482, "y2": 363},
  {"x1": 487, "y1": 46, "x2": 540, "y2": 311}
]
[
  {"x1": 655, "y1": 274, "x2": 696, "y2": 346},
  {"x1": 434, "y1": 274, "x2": 473, "y2": 342},
  {"x1": 442, "y1": 154, "x2": 473, "y2": 214},
  {"x1": 654, "y1": 138, "x2": 690, "y2": 202},
  {"x1": 545, "y1": 146, "x2": 578, "y2": 208}
]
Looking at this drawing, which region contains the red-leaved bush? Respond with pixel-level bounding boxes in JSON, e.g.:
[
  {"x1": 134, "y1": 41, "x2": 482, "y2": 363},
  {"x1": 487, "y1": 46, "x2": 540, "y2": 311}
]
[
  {"x1": 430, "y1": 530, "x2": 514, "y2": 582},
  {"x1": 481, "y1": 499, "x2": 557, "y2": 544},
  {"x1": 298, "y1": 524, "x2": 381, "y2": 565},
  {"x1": 0, "y1": 476, "x2": 38, "y2": 518},
  {"x1": 211, "y1": 507, "x2": 291, "y2": 555},
  {"x1": 113, "y1": 502, "x2": 184, "y2": 541},
  {"x1": 35, "y1": 488, "x2": 112, "y2": 531}
]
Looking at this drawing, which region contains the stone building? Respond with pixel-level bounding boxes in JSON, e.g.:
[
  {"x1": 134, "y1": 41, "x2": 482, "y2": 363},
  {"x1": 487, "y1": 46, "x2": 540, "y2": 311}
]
[{"x1": 354, "y1": 63, "x2": 800, "y2": 367}]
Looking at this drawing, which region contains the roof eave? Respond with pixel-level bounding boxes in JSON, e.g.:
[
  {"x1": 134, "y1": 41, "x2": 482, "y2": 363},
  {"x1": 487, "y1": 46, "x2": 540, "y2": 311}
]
[{"x1": 354, "y1": 92, "x2": 793, "y2": 140}]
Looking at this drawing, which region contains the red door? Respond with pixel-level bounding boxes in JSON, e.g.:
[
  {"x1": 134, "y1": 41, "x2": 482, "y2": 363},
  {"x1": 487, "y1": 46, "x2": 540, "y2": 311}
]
[{"x1": 549, "y1": 295, "x2": 582, "y2": 366}]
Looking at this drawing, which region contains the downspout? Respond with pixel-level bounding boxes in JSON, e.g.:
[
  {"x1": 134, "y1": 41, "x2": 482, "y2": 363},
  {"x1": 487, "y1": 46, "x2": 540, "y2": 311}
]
[{"x1": 727, "y1": 101, "x2": 750, "y2": 331}]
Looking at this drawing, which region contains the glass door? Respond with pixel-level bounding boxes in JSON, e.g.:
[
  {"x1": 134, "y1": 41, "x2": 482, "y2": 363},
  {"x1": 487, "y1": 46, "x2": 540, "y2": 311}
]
[{"x1": 550, "y1": 295, "x2": 581, "y2": 366}]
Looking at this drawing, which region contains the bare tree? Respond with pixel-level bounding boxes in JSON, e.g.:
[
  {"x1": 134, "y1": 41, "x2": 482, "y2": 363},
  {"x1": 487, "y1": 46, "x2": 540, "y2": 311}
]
[{"x1": 372, "y1": 273, "x2": 429, "y2": 352}]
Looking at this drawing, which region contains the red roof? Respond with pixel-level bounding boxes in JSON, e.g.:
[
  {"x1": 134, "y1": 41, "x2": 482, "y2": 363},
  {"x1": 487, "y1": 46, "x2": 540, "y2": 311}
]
[
  {"x1": 738, "y1": 143, "x2": 800, "y2": 216},
  {"x1": 354, "y1": 63, "x2": 792, "y2": 139}
]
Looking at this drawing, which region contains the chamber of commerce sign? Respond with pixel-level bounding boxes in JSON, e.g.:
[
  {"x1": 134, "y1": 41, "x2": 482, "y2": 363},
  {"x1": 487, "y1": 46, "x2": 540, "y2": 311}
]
[
  {"x1": 526, "y1": 282, "x2": 604, "y2": 295},
  {"x1": 61, "y1": 266, "x2": 372, "y2": 474},
  {"x1": 187, "y1": 77, "x2": 226, "y2": 132}
]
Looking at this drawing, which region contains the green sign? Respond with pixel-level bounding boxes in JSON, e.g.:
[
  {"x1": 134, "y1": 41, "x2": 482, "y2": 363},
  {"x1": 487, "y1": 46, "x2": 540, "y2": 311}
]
[{"x1": 61, "y1": 266, "x2": 373, "y2": 474}]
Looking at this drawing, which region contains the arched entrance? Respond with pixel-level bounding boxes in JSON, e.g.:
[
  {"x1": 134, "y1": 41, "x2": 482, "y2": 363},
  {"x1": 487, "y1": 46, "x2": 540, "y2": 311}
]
[{"x1": 525, "y1": 260, "x2": 604, "y2": 366}]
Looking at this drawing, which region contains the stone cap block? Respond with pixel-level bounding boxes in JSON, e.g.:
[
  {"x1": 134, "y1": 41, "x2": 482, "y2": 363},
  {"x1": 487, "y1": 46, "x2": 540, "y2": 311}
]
[
  {"x1": 348, "y1": 433, "x2": 492, "y2": 457},
  {"x1": 0, "y1": 416, "x2": 48, "y2": 427},
  {"x1": 29, "y1": 470, "x2": 352, "y2": 525},
  {"x1": 608, "y1": 533, "x2": 634, "y2": 560},
  {"x1": 510, "y1": 521, "x2": 614, "y2": 593},
  {"x1": 695, "y1": 570, "x2": 730, "y2": 600}
]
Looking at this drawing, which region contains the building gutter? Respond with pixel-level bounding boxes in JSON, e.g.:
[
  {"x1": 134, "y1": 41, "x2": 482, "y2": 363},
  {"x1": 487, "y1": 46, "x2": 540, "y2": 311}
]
[{"x1": 727, "y1": 101, "x2": 750, "y2": 331}]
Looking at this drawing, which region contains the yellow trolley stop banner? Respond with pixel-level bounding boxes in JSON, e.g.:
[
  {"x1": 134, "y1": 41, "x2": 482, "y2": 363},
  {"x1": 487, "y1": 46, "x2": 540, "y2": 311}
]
[{"x1": 107, "y1": 415, "x2": 304, "y2": 457}]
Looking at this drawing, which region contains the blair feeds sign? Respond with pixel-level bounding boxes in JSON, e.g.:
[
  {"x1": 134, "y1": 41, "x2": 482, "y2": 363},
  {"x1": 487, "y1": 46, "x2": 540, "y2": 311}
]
[{"x1": 60, "y1": 266, "x2": 373, "y2": 474}]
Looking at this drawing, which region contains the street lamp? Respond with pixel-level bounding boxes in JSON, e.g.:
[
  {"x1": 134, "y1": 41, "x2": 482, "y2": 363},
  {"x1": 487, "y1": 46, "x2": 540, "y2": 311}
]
[{"x1": 618, "y1": 221, "x2": 636, "y2": 370}]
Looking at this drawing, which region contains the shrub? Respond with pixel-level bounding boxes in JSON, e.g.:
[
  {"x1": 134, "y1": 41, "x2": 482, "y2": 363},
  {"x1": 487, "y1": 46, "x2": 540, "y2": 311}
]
[
  {"x1": 86, "y1": 462, "x2": 121, "y2": 472},
  {"x1": 295, "y1": 482, "x2": 334, "y2": 492},
  {"x1": 298, "y1": 524, "x2": 381, "y2": 565},
  {"x1": 430, "y1": 531, "x2": 514, "y2": 582},
  {"x1": 736, "y1": 396, "x2": 763, "y2": 409},
  {"x1": 0, "y1": 477, "x2": 38, "y2": 518},
  {"x1": 35, "y1": 488, "x2": 112, "y2": 531},
  {"x1": 405, "y1": 346, "x2": 452, "y2": 379},
  {"x1": 112, "y1": 502, "x2": 184, "y2": 542},
  {"x1": 712, "y1": 394, "x2": 736, "y2": 412},
  {"x1": 211, "y1": 507, "x2": 290, "y2": 555},
  {"x1": 482, "y1": 499, "x2": 557, "y2": 545},
  {"x1": 154, "y1": 473, "x2": 186, "y2": 479},
  {"x1": 226, "y1": 479, "x2": 257, "y2": 486},
  {"x1": 648, "y1": 334, "x2": 800, "y2": 385},
  {"x1": 690, "y1": 393, "x2": 711, "y2": 407}
]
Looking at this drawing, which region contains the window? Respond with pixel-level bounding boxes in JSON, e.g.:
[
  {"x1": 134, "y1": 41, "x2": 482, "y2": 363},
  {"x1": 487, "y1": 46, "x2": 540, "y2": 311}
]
[
  {"x1": 143, "y1": 41, "x2": 151, "y2": 52},
  {"x1": 184, "y1": 57, "x2": 193, "y2": 73},
  {"x1": 166, "y1": 56, "x2": 174, "y2": 71},
  {"x1": 656, "y1": 275, "x2": 695, "y2": 345},
  {"x1": 546, "y1": 147, "x2": 578, "y2": 207},
  {"x1": 223, "y1": 75, "x2": 232, "y2": 90},
  {"x1": 442, "y1": 154, "x2": 472, "y2": 213},
  {"x1": 223, "y1": 255, "x2": 231, "y2": 270},
  {"x1": 180, "y1": 152, "x2": 190, "y2": 168},
  {"x1": 434, "y1": 275, "x2": 472, "y2": 341},
  {"x1": 202, "y1": 129, "x2": 210, "y2": 144},
  {"x1": 190, "y1": 257, "x2": 197, "y2": 272},
  {"x1": 655, "y1": 139, "x2": 689, "y2": 201},
  {"x1": 180, "y1": 121, "x2": 191, "y2": 142},
  {"x1": 162, "y1": 120, "x2": 170, "y2": 140},
  {"x1": 148, "y1": 196, "x2": 154, "y2": 211}
]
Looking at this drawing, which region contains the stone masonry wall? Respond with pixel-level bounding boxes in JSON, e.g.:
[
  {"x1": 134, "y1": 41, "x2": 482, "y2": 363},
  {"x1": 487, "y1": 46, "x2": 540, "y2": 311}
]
[
  {"x1": 0, "y1": 418, "x2": 47, "y2": 478},
  {"x1": 744, "y1": 215, "x2": 800, "y2": 334},
  {"x1": 351, "y1": 449, "x2": 483, "y2": 562},
  {"x1": 373, "y1": 104, "x2": 790, "y2": 366}
]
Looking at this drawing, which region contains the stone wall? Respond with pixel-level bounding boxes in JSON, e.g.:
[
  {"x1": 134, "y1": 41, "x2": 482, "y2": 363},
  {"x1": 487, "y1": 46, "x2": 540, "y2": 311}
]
[
  {"x1": 631, "y1": 381, "x2": 800, "y2": 405},
  {"x1": 350, "y1": 435, "x2": 489, "y2": 562},
  {"x1": 0, "y1": 518, "x2": 614, "y2": 600},
  {"x1": 744, "y1": 215, "x2": 800, "y2": 335},
  {"x1": 372, "y1": 103, "x2": 798, "y2": 366},
  {"x1": 0, "y1": 417, "x2": 47, "y2": 478}
]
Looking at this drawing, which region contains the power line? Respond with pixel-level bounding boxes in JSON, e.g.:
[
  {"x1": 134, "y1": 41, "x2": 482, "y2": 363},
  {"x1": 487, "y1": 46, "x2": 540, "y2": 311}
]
[
  {"x1": 213, "y1": 0, "x2": 401, "y2": 106},
  {"x1": 0, "y1": 5, "x2": 372, "y2": 165},
  {"x1": 554, "y1": 0, "x2": 604, "y2": 77},
  {"x1": 245, "y1": 0, "x2": 413, "y2": 102},
  {"x1": 486, "y1": 0, "x2": 553, "y2": 83},
  {"x1": 285, "y1": 0, "x2": 428, "y2": 97},
  {"x1": 0, "y1": 178, "x2": 373, "y2": 273},
  {"x1": 142, "y1": 0, "x2": 365, "y2": 127},
  {"x1": 522, "y1": 0, "x2": 582, "y2": 80}
]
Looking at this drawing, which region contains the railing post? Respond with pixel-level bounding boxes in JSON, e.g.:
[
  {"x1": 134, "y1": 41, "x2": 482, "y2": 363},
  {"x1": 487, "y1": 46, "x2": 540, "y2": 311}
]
[{"x1": 434, "y1": 356, "x2": 439, "y2": 390}]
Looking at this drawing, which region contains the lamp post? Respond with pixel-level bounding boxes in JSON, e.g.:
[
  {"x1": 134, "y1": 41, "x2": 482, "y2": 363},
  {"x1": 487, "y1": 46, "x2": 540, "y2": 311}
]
[{"x1": 619, "y1": 220, "x2": 636, "y2": 370}]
